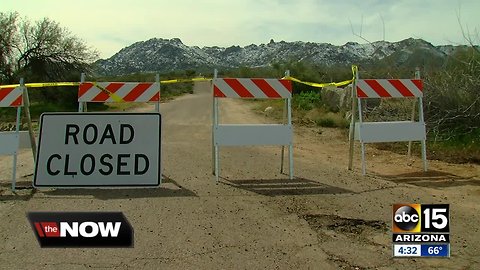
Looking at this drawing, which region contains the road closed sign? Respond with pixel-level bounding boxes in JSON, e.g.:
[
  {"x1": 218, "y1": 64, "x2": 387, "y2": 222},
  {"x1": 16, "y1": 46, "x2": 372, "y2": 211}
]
[{"x1": 34, "y1": 113, "x2": 161, "y2": 188}]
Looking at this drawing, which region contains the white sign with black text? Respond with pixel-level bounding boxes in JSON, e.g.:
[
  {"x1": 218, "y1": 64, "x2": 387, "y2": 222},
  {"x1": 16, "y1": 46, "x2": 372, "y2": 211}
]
[{"x1": 34, "y1": 113, "x2": 161, "y2": 187}]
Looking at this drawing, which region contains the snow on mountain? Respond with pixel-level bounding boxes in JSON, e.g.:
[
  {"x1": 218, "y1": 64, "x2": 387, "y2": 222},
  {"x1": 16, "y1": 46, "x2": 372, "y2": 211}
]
[{"x1": 95, "y1": 38, "x2": 456, "y2": 76}]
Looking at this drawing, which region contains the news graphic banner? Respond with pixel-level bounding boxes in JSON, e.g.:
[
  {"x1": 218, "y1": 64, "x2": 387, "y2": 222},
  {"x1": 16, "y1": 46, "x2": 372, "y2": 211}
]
[
  {"x1": 392, "y1": 204, "x2": 450, "y2": 258},
  {"x1": 27, "y1": 212, "x2": 133, "y2": 247},
  {"x1": 33, "y1": 113, "x2": 161, "y2": 187}
]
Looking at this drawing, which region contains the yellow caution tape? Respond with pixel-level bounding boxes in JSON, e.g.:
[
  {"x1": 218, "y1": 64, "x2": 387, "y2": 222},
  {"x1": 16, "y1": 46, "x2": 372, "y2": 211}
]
[
  {"x1": 351, "y1": 65, "x2": 358, "y2": 77},
  {"x1": 160, "y1": 77, "x2": 212, "y2": 84},
  {"x1": 0, "y1": 82, "x2": 80, "y2": 88},
  {"x1": 1, "y1": 71, "x2": 358, "y2": 92},
  {"x1": 26, "y1": 82, "x2": 80, "y2": 88},
  {"x1": 282, "y1": 65, "x2": 359, "y2": 88},
  {"x1": 90, "y1": 82, "x2": 125, "y2": 103},
  {"x1": 0, "y1": 78, "x2": 212, "y2": 89},
  {"x1": 283, "y1": 76, "x2": 353, "y2": 88}
]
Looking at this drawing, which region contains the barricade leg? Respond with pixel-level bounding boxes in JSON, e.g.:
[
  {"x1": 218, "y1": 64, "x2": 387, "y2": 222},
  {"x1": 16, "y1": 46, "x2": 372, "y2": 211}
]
[
  {"x1": 12, "y1": 98, "x2": 22, "y2": 191},
  {"x1": 421, "y1": 140, "x2": 428, "y2": 172},
  {"x1": 361, "y1": 142, "x2": 366, "y2": 175},
  {"x1": 214, "y1": 145, "x2": 219, "y2": 183},
  {"x1": 12, "y1": 152, "x2": 17, "y2": 191},
  {"x1": 79, "y1": 73, "x2": 85, "y2": 112},
  {"x1": 280, "y1": 147, "x2": 285, "y2": 174},
  {"x1": 287, "y1": 96, "x2": 293, "y2": 178},
  {"x1": 155, "y1": 74, "x2": 160, "y2": 113},
  {"x1": 280, "y1": 99, "x2": 287, "y2": 174},
  {"x1": 348, "y1": 121, "x2": 355, "y2": 170},
  {"x1": 409, "y1": 68, "x2": 421, "y2": 158},
  {"x1": 212, "y1": 71, "x2": 218, "y2": 176},
  {"x1": 212, "y1": 101, "x2": 216, "y2": 175},
  {"x1": 418, "y1": 96, "x2": 428, "y2": 172},
  {"x1": 212, "y1": 126, "x2": 215, "y2": 175},
  {"x1": 212, "y1": 138, "x2": 215, "y2": 175},
  {"x1": 407, "y1": 99, "x2": 417, "y2": 157},
  {"x1": 348, "y1": 88, "x2": 357, "y2": 170},
  {"x1": 349, "y1": 67, "x2": 359, "y2": 170},
  {"x1": 289, "y1": 144, "x2": 294, "y2": 180},
  {"x1": 21, "y1": 84, "x2": 36, "y2": 161}
]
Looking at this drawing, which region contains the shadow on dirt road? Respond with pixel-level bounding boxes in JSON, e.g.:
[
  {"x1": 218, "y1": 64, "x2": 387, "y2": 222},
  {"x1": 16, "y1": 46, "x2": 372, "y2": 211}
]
[
  {"x1": 221, "y1": 177, "x2": 353, "y2": 196},
  {"x1": 379, "y1": 170, "x2": 480, "y2": 188},
  {"x1": 0, "y1": 175, "x2": 197, "y2": 201}
]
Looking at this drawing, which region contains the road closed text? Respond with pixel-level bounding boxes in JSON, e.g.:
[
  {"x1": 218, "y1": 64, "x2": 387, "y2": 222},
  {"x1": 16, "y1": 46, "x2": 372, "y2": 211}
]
[
  {"x1": 45, "y1": 124, "x2": 149, "y2": 176},
  {"x1": 34, "y1": 113, "x2": 161, "y2": 187},
  {"x1": 46, "y1": 153, "x2": 149, "y2": 176}
]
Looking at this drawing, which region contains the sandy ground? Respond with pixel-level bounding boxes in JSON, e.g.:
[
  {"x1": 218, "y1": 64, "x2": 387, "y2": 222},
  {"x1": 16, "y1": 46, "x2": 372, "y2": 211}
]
[{"x1": 0, "y1": 82, "x2": 479, "y2": 269}]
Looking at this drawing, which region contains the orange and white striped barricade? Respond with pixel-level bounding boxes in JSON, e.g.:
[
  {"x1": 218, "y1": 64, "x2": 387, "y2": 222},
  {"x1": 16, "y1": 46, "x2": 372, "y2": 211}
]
[
  {"x1": 0, "y1": 79, "x2": 27, "y2": 191},
  {"x1": 212, "y1": 70, "x2": 294, "y2": 182},
  {"x1": 78, "y1": 74, "x2": 161, "y2": 112},
  {"x1": 73, "y1": 74, "x2": 162, "y2": 186},
  {"x1": 348, "y1": 67, "x2": 427, "y2": 175}
]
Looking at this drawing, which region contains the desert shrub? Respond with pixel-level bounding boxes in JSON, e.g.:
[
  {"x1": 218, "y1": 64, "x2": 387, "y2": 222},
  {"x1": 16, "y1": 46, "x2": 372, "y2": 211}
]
[
  {"x1": 423, "y1": 48, "x2": 480, "y2": 142},
  {"x1": 292, "y1": 91, "x2": 321, "y2": 110}
]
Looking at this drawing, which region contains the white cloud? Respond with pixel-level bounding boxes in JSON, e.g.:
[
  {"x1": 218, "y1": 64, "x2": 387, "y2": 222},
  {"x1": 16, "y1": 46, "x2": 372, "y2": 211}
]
[{"x1": 2, "y1": 0, "x2": 479, "y2": 58}]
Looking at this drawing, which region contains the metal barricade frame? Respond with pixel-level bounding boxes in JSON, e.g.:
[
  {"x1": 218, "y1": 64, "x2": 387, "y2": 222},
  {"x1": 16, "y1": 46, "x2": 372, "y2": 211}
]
[
  {"x1": 212, "y1": 70, "x2": 294, "y2": 182},
  {"x1": 348, "y1": 67, "x2": 427, "y2": 175}
]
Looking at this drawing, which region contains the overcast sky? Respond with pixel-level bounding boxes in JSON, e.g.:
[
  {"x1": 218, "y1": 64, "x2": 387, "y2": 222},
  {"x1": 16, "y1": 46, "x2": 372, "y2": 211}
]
[{"x1": 2, "y1": 0, "x2": 479, "y2": 58}]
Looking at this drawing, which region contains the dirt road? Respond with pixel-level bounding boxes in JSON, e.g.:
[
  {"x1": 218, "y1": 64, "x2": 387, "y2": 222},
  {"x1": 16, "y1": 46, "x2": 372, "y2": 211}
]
[{"x1": 1, "y1": 82, "x2": 479, "y2": 269}]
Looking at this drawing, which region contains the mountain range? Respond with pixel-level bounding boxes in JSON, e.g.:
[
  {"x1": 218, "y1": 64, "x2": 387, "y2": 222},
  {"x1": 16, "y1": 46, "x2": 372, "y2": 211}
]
[{"x1": 95, "y1": 38, "x2": 465, "y2": 76}]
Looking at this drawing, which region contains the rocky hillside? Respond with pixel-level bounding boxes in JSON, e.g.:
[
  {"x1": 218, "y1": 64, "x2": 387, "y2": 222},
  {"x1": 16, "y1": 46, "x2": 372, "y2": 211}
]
[{"x1": 95, "y1": 38, "x2": 464, "y2": 76}]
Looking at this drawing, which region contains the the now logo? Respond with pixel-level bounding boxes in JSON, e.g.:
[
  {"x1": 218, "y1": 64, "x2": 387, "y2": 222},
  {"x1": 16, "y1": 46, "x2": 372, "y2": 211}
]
[
  {"x1": 34, "y1": 221, "x2": 121, "y2": 238},
  {"x1": 28, "y1": 212, "x2": 133, "y2": 247}
]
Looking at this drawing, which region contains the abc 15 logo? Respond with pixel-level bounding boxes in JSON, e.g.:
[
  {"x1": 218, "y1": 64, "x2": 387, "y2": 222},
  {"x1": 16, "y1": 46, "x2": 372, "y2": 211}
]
[{"x1": 392, "y1": 204, "x2": 450, "y2": 233}]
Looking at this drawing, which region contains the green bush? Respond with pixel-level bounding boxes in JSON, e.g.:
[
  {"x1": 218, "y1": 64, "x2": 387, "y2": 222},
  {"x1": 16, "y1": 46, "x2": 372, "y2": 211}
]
[
  {"x1": 314, "y1": 112, "x2": 349, "y2": 128},
  {"x1": 293, "y1": 91, "x2": 321, "y2": 110},
  {"x1": 316, "y1": 117, "x2": 336, "y2": 127}
]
